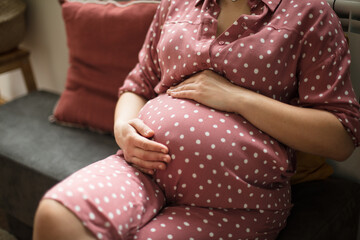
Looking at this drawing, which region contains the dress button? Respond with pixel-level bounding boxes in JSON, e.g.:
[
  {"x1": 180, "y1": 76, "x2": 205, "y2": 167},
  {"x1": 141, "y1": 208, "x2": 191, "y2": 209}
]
[{"x1": 219, "y1": 41, "x2": 225, "y2": 45}]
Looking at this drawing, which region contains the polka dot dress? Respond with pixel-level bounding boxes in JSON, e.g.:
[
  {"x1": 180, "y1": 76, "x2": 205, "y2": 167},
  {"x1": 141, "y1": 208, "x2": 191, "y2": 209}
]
[
  {"x1": 44, "y1": 0, "x2": 360, "y2": 239},
  {"x1": 139, "y1": 94, "x2": 293, "y2": 212},
  {"x1": 45, "y1": 154, "x2": 289, "y2": 239}
]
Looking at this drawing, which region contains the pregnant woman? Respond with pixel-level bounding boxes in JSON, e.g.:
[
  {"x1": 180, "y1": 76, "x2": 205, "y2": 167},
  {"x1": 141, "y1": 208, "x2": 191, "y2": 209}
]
[{"x1": 34, "y1": 0, "x2": 360, "y2": 239}]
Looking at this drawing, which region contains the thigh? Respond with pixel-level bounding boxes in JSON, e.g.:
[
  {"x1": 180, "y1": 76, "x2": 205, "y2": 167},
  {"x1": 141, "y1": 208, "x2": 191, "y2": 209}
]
[
  {"x1": 43, "y1": 154, "x2": 166, "y2": 240},
  {"x1": 134, "y1": 205, "x2": 287, "y2": 240}
]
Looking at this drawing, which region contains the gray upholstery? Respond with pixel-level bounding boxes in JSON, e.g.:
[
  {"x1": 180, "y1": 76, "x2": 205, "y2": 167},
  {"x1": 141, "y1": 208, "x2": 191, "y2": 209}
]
[
  {"x1": 0, "y1": 91, "x2": 118, "y2": 226},
  {"x1": 0, "y1": 90, "x2": 359, "y2": 239},
  {"x1": 277, "y1": 178, "x2": 360, "y2": 240}
]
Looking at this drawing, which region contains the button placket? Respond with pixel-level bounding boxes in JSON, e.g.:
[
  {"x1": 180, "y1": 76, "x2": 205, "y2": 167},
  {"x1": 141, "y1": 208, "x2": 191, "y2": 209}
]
[{"x1": 201, "y1": 0, "x2": 221, "y2": 67}]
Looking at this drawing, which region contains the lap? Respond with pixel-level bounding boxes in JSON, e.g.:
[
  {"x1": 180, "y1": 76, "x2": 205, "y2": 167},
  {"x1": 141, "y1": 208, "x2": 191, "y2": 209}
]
[
  {"x1": 43, "y1": 154, "x2": 289, "y2": 240},
  {"x1": 135, "y1": 205, "x2": 284, "y2": 240},
  {"x1": 43, "y1": 155, "x2": 166, "y2": 239}
]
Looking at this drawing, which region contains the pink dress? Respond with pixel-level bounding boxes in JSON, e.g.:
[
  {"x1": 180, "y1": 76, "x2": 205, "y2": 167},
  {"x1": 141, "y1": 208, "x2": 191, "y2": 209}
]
[{"x1": 44, "y1": 0, "x2": 360, "y2": 239}]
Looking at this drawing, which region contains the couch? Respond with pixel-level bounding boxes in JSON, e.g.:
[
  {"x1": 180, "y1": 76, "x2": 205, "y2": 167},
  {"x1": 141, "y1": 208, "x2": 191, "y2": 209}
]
[{"x1": 0, "y1": 1, "x2": 359, "y2": 239}]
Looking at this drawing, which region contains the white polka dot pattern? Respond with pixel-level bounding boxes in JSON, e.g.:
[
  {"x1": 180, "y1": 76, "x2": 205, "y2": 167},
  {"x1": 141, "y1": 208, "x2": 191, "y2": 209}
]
[
  {"x1": 120, "y1": 0, "x2": 360, "y2": 146},
  {"x1": 139, "y1": 94, "x2": 293, "y2": 211},
  {"x1": 44, "y1": 0, "x2": 360, "y2": 239},
  {"x1": 45, "y1": 156, "x2": 166, "y2": 239},
  {"x1": 44, "y1": 155, "x2": 290, "y2": 240}
]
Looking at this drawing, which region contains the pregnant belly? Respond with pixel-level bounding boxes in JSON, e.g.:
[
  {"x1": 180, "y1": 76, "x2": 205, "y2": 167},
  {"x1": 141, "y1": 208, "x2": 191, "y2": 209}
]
[{"x1": 138, "y1": 94, "x2": 293, "y2": 209}]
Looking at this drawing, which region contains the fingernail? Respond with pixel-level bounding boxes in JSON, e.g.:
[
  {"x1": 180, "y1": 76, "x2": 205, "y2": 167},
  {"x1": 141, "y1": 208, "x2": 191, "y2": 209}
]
[
  {"x1": 158, "y1": 164, "x2": 165, "y2": 170},
  {"x1": 161, "y1": 149, "x2": 168, "y2": 153}
]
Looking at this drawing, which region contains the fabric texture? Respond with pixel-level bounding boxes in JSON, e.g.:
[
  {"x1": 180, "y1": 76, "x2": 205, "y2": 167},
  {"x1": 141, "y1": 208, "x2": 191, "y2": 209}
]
[
  {"x1": 44, "y1": 0, "x2": 360, "y2": 239},
  {"x1": 138, "y1": 94, "x2": 294, "y2": 211},
  {"x1": 44, "y1": 154, "x2": 288, "y2": 240},
  {"x1": 36, "y1": 0, "x2": 360, "y2": 239},
  {"x1": 120, "y1": 0, "x2": 360, "y2": 185},
  {"x1": 52, "y1": 0, "x2": 160, "y2": 133},
  {"x1": 277, "y1": 177, "x2": 360, "y2": 240},
  {"x1": 120, "y1": 0, "x2": 360, "y2": 146},
  {"x1": 1, "y1": 91, "x2": 360, "y2": 239},
  {"x1": 0, "y1": 91, "x2": 119, "y2": 226}
]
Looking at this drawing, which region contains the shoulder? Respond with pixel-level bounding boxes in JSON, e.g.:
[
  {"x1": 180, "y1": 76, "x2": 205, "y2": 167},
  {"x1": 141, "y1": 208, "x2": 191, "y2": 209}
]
[
  {"x1": 290, "y1": 0, "x2": 339, "y2": 26},
  {"x1": 156, "y1": 0, "x2": 182, "y2": 21},
  {"x1": 277, "y1": 0, "x2": 335, "y2": 15},
  {"x1": 291, "y1": 1, "x2": 349, "y2": 71},
  {"x1": 295, "y1": 0, "x2": 340, "y2": 24},
  {"x1": 273, "y1": 0, "x2": 342, "y2": 34}
]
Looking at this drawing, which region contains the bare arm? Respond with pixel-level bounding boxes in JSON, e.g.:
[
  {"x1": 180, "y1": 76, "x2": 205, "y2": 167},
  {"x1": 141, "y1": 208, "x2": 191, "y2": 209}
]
[
  {"x1": 234, "y1": 89, "x2": 354, "y2": 161},
  {"x1": 114, "y1": 92, "x2": 171, "y2": 174},
  {"x1": 114, "y1": 92, "x2": 147, "y2": 125},
  {"x1": 167, "y1": 70, "x2": 355, "y2": 161}
]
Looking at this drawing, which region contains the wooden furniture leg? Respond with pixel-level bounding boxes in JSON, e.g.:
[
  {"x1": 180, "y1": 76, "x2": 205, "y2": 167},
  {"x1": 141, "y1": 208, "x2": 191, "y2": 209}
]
[{"x1": 0, "y1": 48, "x2": 37, "y2": 93}]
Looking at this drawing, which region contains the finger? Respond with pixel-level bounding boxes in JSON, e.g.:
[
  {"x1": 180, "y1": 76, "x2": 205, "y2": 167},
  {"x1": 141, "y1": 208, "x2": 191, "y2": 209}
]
[
  {"x1": 169, "y1": 76, "x2": 197, "y2": 90},
  {"x1": 129, "y1": 118, "x2": 154, "y2": 138},
  {"x1": 168, "y1": 83, "x2": 197, "y2": 92},
  {"x1": 133, "y1": 146, "x2": 171, "y2": 163},
  {"x1": 132, "y1": 133, "x2": 169, "y2": 154},
  {"x1": 130, "y1": 156, "x2": 167, "y2": 171},
  {"x1": 131, "y1": 164, "x2": 156, "y2": 175},
  {"x1": 167, "y1": 89, "x2": 198, "y2": 101}
]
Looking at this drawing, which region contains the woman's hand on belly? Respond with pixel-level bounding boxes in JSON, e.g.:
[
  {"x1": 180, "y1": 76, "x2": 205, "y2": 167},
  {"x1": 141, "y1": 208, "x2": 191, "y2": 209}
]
[
  {"x1": 167, "y1": 71, "x2": 354, "y2": 161},
  {"x1": 115, "y1": 118, "x2": 171, "y2": 175},
  {"x1": 166, "y1": 70, "x2": 249, "y2": 113}
]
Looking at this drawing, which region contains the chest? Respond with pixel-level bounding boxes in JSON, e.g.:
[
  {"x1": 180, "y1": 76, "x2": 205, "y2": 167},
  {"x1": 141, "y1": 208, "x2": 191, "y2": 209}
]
[
  {"x1": 216, "y1": 1, "x2": 251, "y2": 37},
  {"x1": 156, "y1": 2, "x2": 301, "y2": 102}
]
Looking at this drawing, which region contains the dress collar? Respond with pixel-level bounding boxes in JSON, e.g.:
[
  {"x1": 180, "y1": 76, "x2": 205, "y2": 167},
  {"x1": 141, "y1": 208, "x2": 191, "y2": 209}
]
[{"x1": 195, "y1": 0, "x2": 281, "y2": 12}]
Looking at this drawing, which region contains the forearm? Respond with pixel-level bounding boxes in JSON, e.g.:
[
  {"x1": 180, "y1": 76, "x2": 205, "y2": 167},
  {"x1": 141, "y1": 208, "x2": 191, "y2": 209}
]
[
  {"x1": 114, "y1": 92, "x2": 147, "y2": 126},
  {"x1": 165, "y1": 70, "x2": 355, "y2": 161},
  {"x1": 233, "y1": 90, "x2": 354, "y2": 161}
]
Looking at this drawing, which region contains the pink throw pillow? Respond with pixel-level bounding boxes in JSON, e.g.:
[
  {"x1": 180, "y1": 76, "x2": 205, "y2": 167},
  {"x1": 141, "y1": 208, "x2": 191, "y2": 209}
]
[{"x1": 52, "y1": 0, "x2": 159, "y2": 133}]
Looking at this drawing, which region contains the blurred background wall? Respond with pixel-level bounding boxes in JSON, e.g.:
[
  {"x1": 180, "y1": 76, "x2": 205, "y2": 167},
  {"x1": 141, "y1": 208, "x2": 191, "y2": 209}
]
[{"x1": 0, "y1": 0, "x2": 68, "y2": 101}]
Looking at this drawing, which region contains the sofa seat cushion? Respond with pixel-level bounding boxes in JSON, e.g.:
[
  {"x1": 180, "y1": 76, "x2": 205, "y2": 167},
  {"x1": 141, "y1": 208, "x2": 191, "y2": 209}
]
[
  {"x1": 277, "y1": 178, "x2": 360, "y2": 240},
  {"x1": 0, "y1": 91, "x2": 119, "y2": 225}
]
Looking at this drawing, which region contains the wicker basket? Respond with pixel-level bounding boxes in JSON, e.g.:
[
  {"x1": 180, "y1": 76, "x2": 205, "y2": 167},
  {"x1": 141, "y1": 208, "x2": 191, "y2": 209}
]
[{"x1": 0, "y1": 0, "x2": 26, "y2": 54}]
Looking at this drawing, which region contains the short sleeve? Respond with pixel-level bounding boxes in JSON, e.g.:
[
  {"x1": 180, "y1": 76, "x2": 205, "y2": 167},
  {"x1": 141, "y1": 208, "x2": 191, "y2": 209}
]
[
  {"x1": 293, "y1": 1, "x2": 360, "y2": 146},
  {"x1": 119, "y1": 2, "x2": 166, "y2": 100}
]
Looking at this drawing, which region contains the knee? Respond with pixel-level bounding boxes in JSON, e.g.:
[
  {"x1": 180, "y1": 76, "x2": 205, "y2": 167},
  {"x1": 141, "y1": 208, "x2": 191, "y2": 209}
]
[
  {"x1": 33, "y1": 199, "x2": 66, "y2": 240},
  {"x1": 33, "y1": 199, "x2": 93, "y2": 240}
]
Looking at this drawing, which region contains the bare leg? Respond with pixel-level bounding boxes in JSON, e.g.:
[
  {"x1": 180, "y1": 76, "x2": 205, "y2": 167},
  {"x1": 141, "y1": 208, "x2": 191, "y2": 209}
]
[{"x1": 33, "y1": 199, "x2": 96, "y2": 240}]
